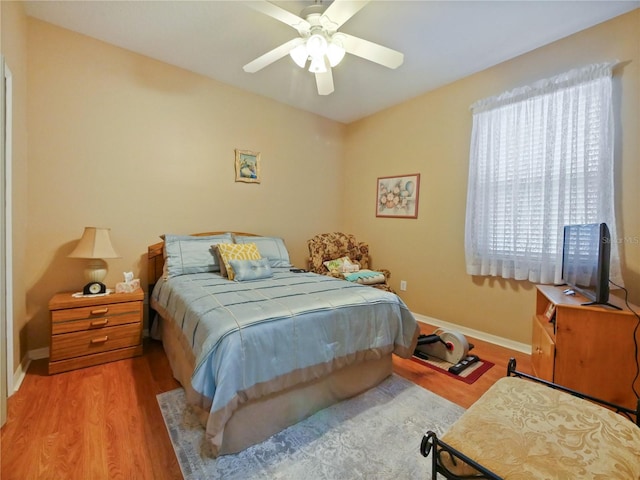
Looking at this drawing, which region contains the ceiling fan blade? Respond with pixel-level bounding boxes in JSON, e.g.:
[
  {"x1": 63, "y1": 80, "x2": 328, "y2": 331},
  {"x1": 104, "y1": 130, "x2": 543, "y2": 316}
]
[
  {"x1": 315, "y1": 66, "x2": 334, "y2": 96},
  {"x1": 321, "y1": 0, "x2": 370, "y2": 31},
  {"x1": 243, "y1": 37, "x2": 304, "y2": 73},
  {"x1": 341, "y1": 33, "x2": 404, "y2": 69},
  {"x1": 243, "y1": 1, "x2": 310, "y2": 34}
]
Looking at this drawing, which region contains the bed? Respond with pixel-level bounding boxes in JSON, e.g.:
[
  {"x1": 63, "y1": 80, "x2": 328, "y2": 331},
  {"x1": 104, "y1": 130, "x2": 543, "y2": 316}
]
[{"x1": 148, "y1": 232, "x2": 420, "y2": 457}]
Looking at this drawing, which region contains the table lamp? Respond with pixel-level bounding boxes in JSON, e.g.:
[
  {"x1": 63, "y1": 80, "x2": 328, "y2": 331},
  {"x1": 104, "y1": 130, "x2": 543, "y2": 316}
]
[{"x1": 68, "y1": 227, "x2": 121, "y2": 295}]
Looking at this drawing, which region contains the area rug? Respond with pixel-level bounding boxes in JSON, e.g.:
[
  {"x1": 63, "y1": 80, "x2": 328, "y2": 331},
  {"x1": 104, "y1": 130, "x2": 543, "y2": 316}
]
[
  {"x1": 411, "y1": 354, "x2": 494, "y2": 384},
  {"x1": 157, "y1": 374, "x2": 465, "y2": 480}
]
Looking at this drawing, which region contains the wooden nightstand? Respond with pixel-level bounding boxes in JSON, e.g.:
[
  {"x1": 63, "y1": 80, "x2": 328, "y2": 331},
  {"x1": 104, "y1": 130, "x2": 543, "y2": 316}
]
[
  {"x1": 48, "y1": 288, "x2": 144, "y2": 374},
  {"x1": 532, "y1": 284, "x2": 640, "y2": 409}
]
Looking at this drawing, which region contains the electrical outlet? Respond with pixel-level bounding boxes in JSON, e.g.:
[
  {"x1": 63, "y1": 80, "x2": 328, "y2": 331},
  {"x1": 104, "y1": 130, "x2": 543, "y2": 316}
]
[{"x1": 400, "y1": 280, "x2": 407, "y2": 291}]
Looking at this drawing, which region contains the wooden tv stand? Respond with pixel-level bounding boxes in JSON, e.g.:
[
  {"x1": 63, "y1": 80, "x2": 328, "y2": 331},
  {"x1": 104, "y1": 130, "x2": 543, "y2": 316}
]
[{"x1": 532, "y1": 284, "x2": 640, "y2": 410}]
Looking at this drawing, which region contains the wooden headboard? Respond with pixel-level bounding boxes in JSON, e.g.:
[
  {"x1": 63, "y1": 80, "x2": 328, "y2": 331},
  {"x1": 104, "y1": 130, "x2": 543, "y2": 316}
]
[{"x1": 147, "y1": 231, "x2": 259, "y2": 287}]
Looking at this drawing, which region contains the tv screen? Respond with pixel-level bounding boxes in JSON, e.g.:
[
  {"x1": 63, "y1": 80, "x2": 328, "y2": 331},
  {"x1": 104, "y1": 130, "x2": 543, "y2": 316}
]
[{"x1": 561, "y1": 223, "x2": 613, "y2": 307}]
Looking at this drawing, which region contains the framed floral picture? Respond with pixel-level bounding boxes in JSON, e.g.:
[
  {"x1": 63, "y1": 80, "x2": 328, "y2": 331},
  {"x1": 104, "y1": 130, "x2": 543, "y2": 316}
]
[
  {"x1": 376, "y1": 173, "x2": 420, "y2": 218},
  {"x1": 235, "y1": 149, "x2": 261, "y2": 183}
]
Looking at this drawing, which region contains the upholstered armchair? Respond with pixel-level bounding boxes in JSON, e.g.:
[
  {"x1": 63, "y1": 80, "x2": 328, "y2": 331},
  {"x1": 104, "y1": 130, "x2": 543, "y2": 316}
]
[{"x1": 307, "y1": 232, "x2": 394, "y2": 293}]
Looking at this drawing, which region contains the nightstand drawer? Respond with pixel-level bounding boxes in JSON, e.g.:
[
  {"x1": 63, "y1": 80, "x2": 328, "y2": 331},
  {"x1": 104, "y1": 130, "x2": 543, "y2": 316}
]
[
  {"x1": 48, "y1": 290, "x2": 144, "y2": 374},
  {"x1": 51, "y1": 301, "x2": 141, "y2": 323},
  {"x1": 51, "y1": 312, "x2": 140, "y2": 335},
  {"x1": 50, "y1": 323, "x2": 142, "y2": 361}
]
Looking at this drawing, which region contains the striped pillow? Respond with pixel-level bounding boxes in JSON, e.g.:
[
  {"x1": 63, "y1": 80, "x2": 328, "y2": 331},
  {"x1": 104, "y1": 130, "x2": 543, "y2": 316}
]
[{"x1": 215, "y1": 242, "x2": 261, "y2": 280}]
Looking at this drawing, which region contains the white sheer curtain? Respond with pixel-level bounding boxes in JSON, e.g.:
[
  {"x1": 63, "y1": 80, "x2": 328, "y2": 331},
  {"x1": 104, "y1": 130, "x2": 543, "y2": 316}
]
[{"x1": 464, "y1": 62, "x2": 622, "y2": 285}]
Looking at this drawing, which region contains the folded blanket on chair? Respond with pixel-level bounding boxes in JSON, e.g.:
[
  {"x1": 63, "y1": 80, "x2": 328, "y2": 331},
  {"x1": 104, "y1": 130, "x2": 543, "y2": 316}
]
[{"x1": 344, "y1": 269, "x2": 386, "y2": 285}]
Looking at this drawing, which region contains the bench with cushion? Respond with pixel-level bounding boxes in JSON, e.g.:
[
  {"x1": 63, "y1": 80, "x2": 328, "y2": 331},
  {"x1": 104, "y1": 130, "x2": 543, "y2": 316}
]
[{"x1": 421, "y1": 359, "x2": 640, "y2": 479}]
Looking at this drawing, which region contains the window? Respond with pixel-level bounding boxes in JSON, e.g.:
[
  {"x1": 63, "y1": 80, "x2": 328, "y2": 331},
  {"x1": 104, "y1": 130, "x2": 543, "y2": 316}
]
[{"x1": 464, "y1": 62, "x2": 621, "y2": 285}]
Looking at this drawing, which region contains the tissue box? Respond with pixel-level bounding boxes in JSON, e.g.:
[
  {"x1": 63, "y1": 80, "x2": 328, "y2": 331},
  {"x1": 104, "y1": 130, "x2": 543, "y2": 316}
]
[{"x1": 115, "y1": 278, "x2": 140, "y2": 293}]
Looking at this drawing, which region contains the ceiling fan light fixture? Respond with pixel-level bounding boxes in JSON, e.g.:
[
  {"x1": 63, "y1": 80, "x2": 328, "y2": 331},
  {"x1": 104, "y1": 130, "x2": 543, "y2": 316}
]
[
  {"x1": 289, "y1": 43, "x2": 308, "y2": 68},
  {"x1": 306, "y1": 33, "x2": 328, "y2": 59},
  {"x1": 308, "y1": 55, "x2": 327, "y2": 73},
  {"x1": 244, "y1": 0, "x2": 405, "y2": 96},
  {"x1": 327, "y1": 33, "x2": 346, "y2": 67},
  {"x1": 326, "y1": 42, "x2": 345, "y2": 67}
]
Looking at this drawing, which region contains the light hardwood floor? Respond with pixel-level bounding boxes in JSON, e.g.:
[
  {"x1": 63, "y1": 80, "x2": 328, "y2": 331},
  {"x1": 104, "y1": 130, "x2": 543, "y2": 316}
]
[{"x1": 1, "y1": 324, "x2": 531, "y2": 479}]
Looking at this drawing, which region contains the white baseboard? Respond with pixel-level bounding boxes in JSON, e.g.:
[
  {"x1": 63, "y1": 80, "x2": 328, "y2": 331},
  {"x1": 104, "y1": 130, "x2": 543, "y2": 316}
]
[
  {"x1": 412, "y1": 312, "x2": 531, "y2": 355},
  {"x1": 12, "y1": 359, "x2": 28, "y2": 394},
  {"x1": 29, "y1": 346, "x2": 49, "y2": 360},
  {"x1": 12, "y1": 346, "x2": 48, "y2": 394},
  {"x1": 18, "y1": 347, "x2": 49, "y2": 392}
]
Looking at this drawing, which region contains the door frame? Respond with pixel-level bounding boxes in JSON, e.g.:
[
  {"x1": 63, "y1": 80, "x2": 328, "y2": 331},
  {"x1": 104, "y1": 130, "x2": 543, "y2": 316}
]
[{"x1": 1, "y1": 57, "x2": 14, "y2": 427}]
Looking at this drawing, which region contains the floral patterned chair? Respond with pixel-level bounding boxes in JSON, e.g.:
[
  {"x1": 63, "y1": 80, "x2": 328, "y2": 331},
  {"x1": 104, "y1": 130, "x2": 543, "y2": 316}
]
[{"x1": 307, "y1": 232, "x2": 394, "y2": 293}]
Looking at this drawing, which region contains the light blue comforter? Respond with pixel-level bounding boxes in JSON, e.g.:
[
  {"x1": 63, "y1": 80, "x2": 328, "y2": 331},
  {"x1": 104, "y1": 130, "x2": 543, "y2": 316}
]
[{"x1": 152, "y1": 269, "x2": 419, "y2": 417}]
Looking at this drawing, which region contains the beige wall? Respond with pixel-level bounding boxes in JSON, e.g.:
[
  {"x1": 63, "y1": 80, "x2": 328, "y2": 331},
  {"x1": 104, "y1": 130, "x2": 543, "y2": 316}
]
[
  {"x1": 343, "y1": 10, "x2": 640, "y2": 345},
  {"x1": 6, "y1": 6, "x2": 640, "y2": 364},
  {"x1": 1, "y1": 1, "x2": 29, "y2": 372},
  {"x1": 25, "y1": 19, "x2": 345, "y2": 353}
]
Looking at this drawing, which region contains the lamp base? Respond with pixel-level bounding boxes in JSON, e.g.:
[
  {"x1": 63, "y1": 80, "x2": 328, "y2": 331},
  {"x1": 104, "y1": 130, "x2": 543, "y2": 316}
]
[
  {"x1": 82, "y1": 281, "x2": 107, "y2": 295},
  {"x1": 84, "y1": 259, "x2": 108, "y2": 284}
]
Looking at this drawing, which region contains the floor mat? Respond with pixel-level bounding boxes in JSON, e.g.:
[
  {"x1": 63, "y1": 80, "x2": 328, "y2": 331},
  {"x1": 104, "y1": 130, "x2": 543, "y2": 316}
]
[{"x1": 411, "y1": 354, "x2": 494, "y2": 384}]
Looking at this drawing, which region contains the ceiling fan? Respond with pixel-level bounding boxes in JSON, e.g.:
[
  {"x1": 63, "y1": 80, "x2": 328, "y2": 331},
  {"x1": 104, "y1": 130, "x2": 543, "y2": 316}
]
[{"x1": 242, "y1": 0, "x2": 404, "y2": 95}]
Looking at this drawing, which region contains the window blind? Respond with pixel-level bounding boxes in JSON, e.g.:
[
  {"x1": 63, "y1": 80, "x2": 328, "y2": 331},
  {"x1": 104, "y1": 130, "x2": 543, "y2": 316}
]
[{"x1": 465, "y1": 62, "x2": 622, "y2": 285}]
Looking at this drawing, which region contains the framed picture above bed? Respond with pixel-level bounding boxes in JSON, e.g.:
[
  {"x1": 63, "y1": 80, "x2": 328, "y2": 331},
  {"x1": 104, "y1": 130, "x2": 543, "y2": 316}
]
[
  {"x1": 235, "y1": 149, "x2": 261, "y2": 183},
  {"x1": 376, "y1": 173, "x2": 420, "y2": 218}
]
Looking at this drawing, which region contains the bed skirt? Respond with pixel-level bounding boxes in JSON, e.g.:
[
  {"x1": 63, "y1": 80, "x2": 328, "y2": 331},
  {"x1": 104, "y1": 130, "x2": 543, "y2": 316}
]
[{"x1": 159, "y1": 315, "x2": 393, "y2": 456}]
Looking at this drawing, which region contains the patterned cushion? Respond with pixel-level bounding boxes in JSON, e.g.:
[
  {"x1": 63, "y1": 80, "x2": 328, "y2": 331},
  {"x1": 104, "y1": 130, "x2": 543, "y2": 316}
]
[
  {"x1": 215, "y1": 243, "x2": 261, "y2": 280},
  {"x1": 163, "y1": 233, "x2": 233, "y2": 279},
  {"x1": 440, "y1": 376, "x2": 640, "y2": 479},
  {"x1": 228, "y1": 258, "x2": 273, "y2": 281}
]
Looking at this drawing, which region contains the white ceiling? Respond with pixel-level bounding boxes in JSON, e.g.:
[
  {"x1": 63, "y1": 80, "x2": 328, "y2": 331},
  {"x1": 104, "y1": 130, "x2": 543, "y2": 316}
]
[{"x1": 23, "y1": 1, "x2": 639, "y2": 124}]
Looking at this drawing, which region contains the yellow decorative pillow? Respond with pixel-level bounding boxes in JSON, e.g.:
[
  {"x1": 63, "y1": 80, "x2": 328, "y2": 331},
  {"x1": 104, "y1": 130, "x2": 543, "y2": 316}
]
[{"x1": 215, "y1": 243, "x2": 261, "y2": 280}]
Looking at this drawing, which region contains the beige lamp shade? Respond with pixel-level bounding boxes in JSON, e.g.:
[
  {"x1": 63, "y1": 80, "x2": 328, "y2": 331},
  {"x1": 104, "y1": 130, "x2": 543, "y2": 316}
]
[
  {"x1": 68, "y1": 227, "x2": 121, "y2": 284},
  {"x1": 68, "y1": 227, "x2": 120, "y2": 259}
]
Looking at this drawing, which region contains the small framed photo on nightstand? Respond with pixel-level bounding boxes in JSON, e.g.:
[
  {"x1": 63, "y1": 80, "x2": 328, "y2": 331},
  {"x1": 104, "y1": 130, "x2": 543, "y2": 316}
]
[{"x1": 544, "y1": 302, "x2": 556, "y2": 322}]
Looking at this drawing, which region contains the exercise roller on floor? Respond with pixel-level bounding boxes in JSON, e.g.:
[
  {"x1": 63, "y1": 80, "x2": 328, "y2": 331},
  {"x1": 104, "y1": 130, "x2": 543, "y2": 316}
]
[{"x1": 414, "y1": 328, "x2": 479, "y2": 374}]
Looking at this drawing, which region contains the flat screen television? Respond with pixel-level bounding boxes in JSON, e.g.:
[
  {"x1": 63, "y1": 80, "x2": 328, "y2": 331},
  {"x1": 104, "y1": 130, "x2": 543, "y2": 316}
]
[{"x1": 561, "y1": 222, "x2": 618, "y2": 309}]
